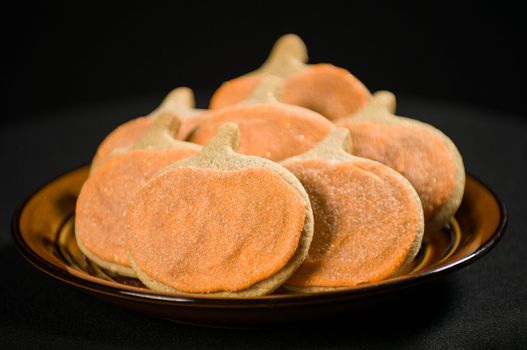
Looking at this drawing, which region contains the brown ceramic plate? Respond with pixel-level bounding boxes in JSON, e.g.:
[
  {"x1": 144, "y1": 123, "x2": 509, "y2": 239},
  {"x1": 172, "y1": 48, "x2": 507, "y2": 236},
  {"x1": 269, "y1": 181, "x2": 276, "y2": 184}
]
[{"x1": 12, "y1": 166, "x2": 506, "y2": 327}]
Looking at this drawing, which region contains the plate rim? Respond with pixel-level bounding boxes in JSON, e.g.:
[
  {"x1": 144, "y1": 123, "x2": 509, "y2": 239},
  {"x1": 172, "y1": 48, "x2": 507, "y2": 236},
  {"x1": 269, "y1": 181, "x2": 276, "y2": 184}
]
[{"x1": 11, "y1": 166, "x2": 508, "y2": 307}]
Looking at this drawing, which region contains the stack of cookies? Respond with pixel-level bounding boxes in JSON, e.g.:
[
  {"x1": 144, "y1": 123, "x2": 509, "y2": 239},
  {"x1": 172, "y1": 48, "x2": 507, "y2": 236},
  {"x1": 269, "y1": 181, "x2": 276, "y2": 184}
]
[{"x1": 75, "y1": 34, "x2": 465, "y2": 296}]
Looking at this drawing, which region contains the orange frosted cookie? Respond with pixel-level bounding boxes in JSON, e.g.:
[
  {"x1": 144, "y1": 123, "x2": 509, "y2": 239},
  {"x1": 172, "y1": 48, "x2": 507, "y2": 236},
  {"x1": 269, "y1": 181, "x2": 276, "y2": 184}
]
[
  {"x1": 282, "y1": 63, "x2": 369, "y2": 120},
  {"x1": 126, "y1": 123, "x2": 314, "y2": 296},
  {"x1": 209, "y1": 34, "x2": 369, "y2": 120},
  {"x1": 190, "y1": 78, "x2": 334, "y2": 161},
  {"x1": 336, "y1": 91, "x2": 465, "y2": 231},
  {"x1": 91, "y1": 87, "x2": 205, "y2": 171},
  {"x1": 75, "y1": 114, "x2": 201, "y2": 276},
  {"x1": 282, "y1": 129, "x2": 424, "y2": 291}
]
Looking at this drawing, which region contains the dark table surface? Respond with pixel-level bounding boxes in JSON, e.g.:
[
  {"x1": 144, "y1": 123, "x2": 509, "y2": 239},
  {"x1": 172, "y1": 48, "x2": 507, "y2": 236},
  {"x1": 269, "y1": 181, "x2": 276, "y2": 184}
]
[{"x1": 1, "y1": 93, "x2": 526, "y2": 349}]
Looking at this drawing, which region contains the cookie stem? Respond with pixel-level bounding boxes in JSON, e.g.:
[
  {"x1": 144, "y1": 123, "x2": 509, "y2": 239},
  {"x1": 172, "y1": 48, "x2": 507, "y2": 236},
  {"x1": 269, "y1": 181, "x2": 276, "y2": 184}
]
[
  {"x1": 257, "y1": 34, "x2": 308, "y2": 78},
  {"x1": 198, "y1": 123, "x2": 240, "y2": 157},
  {"x1": 129, "y1": 112, "x2": 182, "y2": 150},
  {"x1": 152, "y1": 87, "x2": 196, "y2": 116},
  {"x1": 372, "y1": 90, "x2": 396, "y2": 113},
  {"x1": 283, "y1": 128, "x2": 353, "y2": 163},
  {"x1": 336, "y1": 90, "x2": 396, "y2": 125},
  {"x1": 260, "y1": 34, "x2": 308, "y2": 70},
  {"x1": 317, "y1": 128, "x2": 353, "y2": 154},
  {"x1": 243, "y1": 76, "x2": 283, "y2": 105}
]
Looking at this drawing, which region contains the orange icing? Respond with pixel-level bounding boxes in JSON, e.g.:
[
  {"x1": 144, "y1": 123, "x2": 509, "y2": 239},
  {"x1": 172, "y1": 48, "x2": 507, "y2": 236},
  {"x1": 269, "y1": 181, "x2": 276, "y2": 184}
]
[
  {"x1": 285, "y1": 159, "x2": 421, "y2": 287},
  {"x1": 76, "y1": 148, "x2": 197, "y2": 267},
  {"x1": 126, "y1": 167, "x2": 306, "y2": 293},
  {"x1": 343, "y1": 122, "x2": 457, "y2": 219},
  {"x1": 92, "y1": 116, "x2": 154, "y2": 169},
  {"x1": 189, "y1": 104, "x2": 334, "y2": 161},
  {"x1": 283, "y1": 64, "x2": 369, "y2": 120},
  {"x1": 209, "y1": 74, "x2": 264, "y2": 110}
]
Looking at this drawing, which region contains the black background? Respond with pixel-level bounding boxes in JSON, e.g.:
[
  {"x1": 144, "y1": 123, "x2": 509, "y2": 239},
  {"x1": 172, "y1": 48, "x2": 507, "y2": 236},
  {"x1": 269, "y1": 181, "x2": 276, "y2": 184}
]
[
  {"x1": 2, "y1": 2, "x2": 527, "y2": 349},
  {"x1": 3, "y1": 2, "x2": 526, "y2": 123}
]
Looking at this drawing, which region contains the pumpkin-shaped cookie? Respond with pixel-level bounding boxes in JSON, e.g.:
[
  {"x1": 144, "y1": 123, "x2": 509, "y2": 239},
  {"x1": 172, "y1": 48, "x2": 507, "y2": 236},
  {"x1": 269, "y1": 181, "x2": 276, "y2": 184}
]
[
  {"x1": 282, "y1": 128, "x2": 424, "y2": 291},
  {"x1": 91, "y1": 87, "x2": 204, "y2": 171},
  {"x1": 209, "y1": 34, "x2": 370, "y2": 120},
  {"x1": 126, "y1": 123, "x2": 314, "y2": 296},
  {"x1": 190, "y1": 77, "x2": 334, "y2": 161},
  {"x1": 76, "y1": 113, "x2": 201, "y2": 277},
  {"x1": 336, "y1": 91, "x2": 465, "y2": 231}
]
